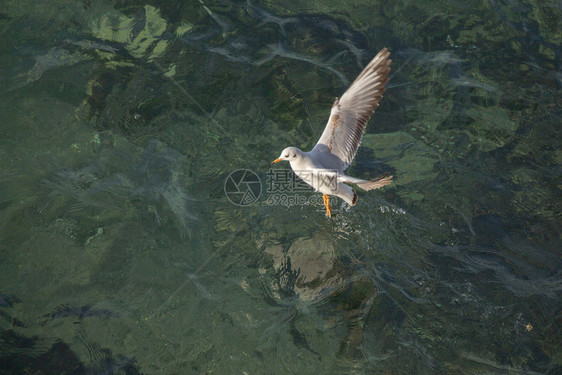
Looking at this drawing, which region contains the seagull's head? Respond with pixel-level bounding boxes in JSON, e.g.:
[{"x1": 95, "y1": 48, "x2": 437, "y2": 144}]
[{"x1": 272, "y1": 147, "x2": 301, "y2": 164}]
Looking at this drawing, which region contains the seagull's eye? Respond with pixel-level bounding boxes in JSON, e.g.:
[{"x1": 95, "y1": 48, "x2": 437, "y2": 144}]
[
  {"x1": 284, "y1": 154, "x2": 289, "y2": 157},
  {"x1": 292, "y1": 153, "x2": 296, "y2": 157}
]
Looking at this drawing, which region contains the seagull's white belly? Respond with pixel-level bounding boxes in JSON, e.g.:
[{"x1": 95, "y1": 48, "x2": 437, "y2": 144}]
[{"x1": 292, "y1": 168, "x2": 339, "y2": 194}]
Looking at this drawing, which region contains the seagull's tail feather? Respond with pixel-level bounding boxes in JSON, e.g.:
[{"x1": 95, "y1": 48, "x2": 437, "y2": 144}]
[
  {"x1": 336, "y1": 184, "x2": 357, "y2": 206},
  {"x1": 340, "y1": 172, "x2": 393, "y2": 191}
]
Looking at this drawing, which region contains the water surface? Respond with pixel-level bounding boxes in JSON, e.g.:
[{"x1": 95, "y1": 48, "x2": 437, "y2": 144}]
[{"x1": 0, "y1": 0, "x2": 560, "y2": 374}]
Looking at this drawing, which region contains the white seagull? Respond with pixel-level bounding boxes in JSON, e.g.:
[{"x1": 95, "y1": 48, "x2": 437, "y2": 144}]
[{"x1": 272, "y1": 47, "x2": 393, "y2": 218}]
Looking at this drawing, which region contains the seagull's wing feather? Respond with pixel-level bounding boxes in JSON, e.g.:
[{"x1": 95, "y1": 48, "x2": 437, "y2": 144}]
[{"x1": 313, "y1": 48, "x2": 391, "y2": 170}]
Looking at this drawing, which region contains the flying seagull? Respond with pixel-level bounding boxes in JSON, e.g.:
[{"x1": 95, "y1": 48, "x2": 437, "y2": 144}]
[{"x1": 272, "y1": 47, "x2": 393, "y2": 217}]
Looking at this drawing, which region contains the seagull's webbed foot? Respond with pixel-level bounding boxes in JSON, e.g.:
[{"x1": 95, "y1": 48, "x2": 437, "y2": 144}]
[{"x1": 322, "y1": 194, "x2": 332, "y2": 218}]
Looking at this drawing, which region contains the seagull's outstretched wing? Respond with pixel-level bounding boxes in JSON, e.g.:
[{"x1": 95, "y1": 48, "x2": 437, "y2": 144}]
[{"x1": 313, "y1": 48, "x2": 391, "y2": 170}]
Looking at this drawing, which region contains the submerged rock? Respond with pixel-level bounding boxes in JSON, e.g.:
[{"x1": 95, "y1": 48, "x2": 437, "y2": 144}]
[
  {"x1": 90, "y1": 5, "x2": 170, "y2": 62},
  {"x1": 265, "y1": 235, "x2": 343, "y2": 301}
]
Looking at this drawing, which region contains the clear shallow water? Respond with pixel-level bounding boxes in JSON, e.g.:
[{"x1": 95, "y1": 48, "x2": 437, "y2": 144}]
[{"x1": 0, "y1": 0, "x2": 560, "y2": 374}]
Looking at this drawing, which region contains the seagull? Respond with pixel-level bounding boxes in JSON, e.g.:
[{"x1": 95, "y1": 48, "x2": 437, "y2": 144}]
[{"x1": 272, "y1": 48, "x2": 393, "y2": 218}]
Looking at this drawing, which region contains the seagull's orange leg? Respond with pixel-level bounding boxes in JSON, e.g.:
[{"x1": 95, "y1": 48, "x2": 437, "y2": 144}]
[{"x1": 322, "y1": 194, "x2": 332, "y2": 218}]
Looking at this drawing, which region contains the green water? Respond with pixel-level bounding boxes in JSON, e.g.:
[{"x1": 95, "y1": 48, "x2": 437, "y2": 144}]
[{"x1": 0, "y1": 0, "x2": 560, "y2": 374}]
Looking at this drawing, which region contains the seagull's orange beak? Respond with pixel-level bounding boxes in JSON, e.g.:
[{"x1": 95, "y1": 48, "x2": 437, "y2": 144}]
[{"x1": 271, "y1": 158, "x2": 283, "y2": 164}]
